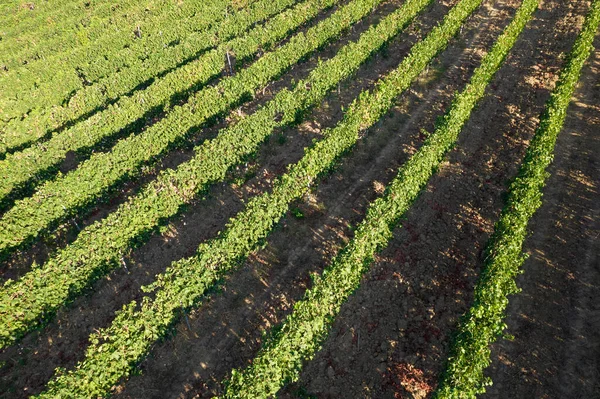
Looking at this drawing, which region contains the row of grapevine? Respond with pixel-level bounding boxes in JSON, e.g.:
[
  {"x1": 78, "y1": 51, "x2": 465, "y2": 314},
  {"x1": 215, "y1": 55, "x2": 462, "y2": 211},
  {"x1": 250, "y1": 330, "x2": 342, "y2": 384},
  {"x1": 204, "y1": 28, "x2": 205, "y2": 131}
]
[
  {"x1": 0, "y1": 0, "x2": 128, "y2": 45},
  {"x1": 1, "y1": 0, "x2": 209, "y2": 79},
  {"x1": 33, "y1": 0, "x2": 482, "y2": 396},
  {"x1": 0, "y1": 0, "x2": 329, "y2": 208},
  {"x1": 0, "y1": 0, "x2": 147, "y2": 65},
  {"x1": 0, "y1": 0, "x2": 106, "y2": 38},
  {"x1": 222, "y1": 0, "x2": 539, "y2": 396},
  {"x1": 0, "y1": 0, "x2": 375, "y2": 260},
  {"x1": 0, "y1": 0, "x2": 63, "y2": 23},
  {"x1": 434, "y1": 0, "x2": 600, "y2": 397},
  {"x1": 0, "y1": 0, "x2": 246, "y2": 120},
  {"x1": 1, "y1": 0, "x2": 591, "y2": 398},
  {"x1": 0, "y1": 0, "x2": 299, "y2": 155},
  {"x1": 0, "y1": 0, "x2": 397, "y2": 347}
]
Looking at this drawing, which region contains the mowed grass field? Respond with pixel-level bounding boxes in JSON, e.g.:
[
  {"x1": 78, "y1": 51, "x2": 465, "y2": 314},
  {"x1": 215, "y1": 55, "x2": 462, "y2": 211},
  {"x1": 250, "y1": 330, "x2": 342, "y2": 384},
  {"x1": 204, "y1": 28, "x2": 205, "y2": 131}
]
[{"x1": 0, "y1": 0, "x2": 598, "y2": 398}]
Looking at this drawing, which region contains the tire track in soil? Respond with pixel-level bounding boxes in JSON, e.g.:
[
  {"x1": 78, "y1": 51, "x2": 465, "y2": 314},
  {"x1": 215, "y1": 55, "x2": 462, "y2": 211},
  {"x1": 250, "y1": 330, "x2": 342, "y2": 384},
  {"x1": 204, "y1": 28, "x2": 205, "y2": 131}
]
[
  {"x1": 483, "y1": 36, "x2": 600, "y2": 399},
  {"x1": 280, "y1": 0, "x2": 589, "y2": 398},
  {"x1": 0, "y1": 0, "x2": 351, "y2": 282},
  {"x1": 105, "y1": 1, "x2": 520, "y2": 397},
  {"x1": 0, "y1": 0, "x2": 447, "y2": 396}
]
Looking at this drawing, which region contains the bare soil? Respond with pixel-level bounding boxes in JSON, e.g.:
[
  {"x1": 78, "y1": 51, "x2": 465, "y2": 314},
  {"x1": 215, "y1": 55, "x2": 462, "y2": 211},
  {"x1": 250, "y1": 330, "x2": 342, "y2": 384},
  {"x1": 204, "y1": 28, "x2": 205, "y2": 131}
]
[
  {"x1": 284, "y1": 1, "x2": 597, "y2": 398},
  {"x1": 0, "y1": 0, "x2": 454, "y2": 395},
  {"x1": 483, "y1": 36, "x2": 600, "y2": 399},
  {"x1": 0, "y1": 0, "x2": 597, "y2": 398}
]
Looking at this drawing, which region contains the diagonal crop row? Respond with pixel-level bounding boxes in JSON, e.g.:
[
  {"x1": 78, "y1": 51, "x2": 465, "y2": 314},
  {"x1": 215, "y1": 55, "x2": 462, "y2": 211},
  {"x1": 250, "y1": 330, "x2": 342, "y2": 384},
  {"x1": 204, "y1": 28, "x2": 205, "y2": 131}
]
[
  {"x1": 0, "y1": 0, "x2": 395, "y2": 348},
  {"x1": 0, "y1": 0, "x2": 307, "y2": 156},
  {"x1": 0, "y1": 0, "x2": 300, "y2": 156},
  {"x1": 0, "y1": 0, "x2": 250, "y2": 121},
  {"x1": 0, "y1": 0, "x2": 100, "y2": 21},
  {"x1": 0, "y1": 0, "x2": 124, "y2": 44},
  {"x1": 222, "y1": 0, "x2": 539, "y2": 396},
  {"x1": 0, "y1": 0, "x2": 99, "y2": 37},
  {"x1": 33, "y1": 0, "x2": 482, "y2": 396},
  {"x1": 434, "y1": 1, "x2": 600, "y2": 397},
  {"x1": 0, "y1": 0, "x2": 318, "y2": 206},
  {"x1": 0, "y1": 0, "x2": 147, "y2": 66},
  {"x1": 0, "y1": 0, "x2": 199, "y2": 73},
  {"x1": 0, "y1": 0, "x2": 354, "y2": 261}
]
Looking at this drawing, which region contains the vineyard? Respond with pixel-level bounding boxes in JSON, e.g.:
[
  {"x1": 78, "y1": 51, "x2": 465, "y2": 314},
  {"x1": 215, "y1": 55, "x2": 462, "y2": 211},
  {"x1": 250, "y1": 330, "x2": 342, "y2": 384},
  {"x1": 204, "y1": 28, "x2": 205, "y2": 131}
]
[{"x1": 0, "y1": 0, "x2": 598, "y2": 397}]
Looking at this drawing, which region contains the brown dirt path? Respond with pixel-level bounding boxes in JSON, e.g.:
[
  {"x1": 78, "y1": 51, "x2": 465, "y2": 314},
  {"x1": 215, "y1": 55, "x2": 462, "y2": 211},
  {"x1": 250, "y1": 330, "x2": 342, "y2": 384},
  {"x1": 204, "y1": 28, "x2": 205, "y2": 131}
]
[
  {"x1": 0, "y1": 0, "x2": 462, "y2": 396},
  {"x1": 483, "y1": 38, "x2": 600, "y2": 399},
  {"x1": 0, "y1": 0, "x2": 594, "y2": 398},
  {"x1": 109, "y1": 0, "x2": 515, "y2": 397},
  {"x1": 282, "y1": 0, "x2": 590, "y2": 398}
]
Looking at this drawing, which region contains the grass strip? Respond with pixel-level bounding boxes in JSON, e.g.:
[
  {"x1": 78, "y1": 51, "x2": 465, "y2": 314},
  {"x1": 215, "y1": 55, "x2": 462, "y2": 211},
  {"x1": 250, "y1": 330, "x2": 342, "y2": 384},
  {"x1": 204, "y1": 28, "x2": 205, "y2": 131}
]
[
  {"x1": 434, "y1": 1, "x2": 600, "y2": 397},
  {"x1": 0, "y1": 0, "x2": 394, "y2": 348},
  {"x1": 0, "y1": 0, "x2": 244, "y2": 120},
  {"x1": 0, "y1": 0, "x2": 315, "y2": 207},
  {"x1": 0, "y1": 0, "x2": 296, "y2": 155},
  {"x1": 221, "y1": 0, "x2": 538, "y2": 396},
  {"x1": 34, "y1": 0, "x2": 482, "y2": 396}
]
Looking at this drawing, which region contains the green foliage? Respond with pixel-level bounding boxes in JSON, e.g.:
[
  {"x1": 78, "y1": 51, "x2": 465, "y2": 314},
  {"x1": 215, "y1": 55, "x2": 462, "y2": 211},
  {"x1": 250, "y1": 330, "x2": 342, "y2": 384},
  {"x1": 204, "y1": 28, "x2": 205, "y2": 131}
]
[
  {"x1": 0, "y1": 0, "x2": 144, "y2": 67},
  {"x1": 291, "y1": 207, "x2": 305, "y2": 219},
  {"x1": 434, "y1": 1, "x2": 600, "y2": 397},
  {"x1": 0, "y1": 0, "x2": 296, "y2": 154},
  {"x1": 221, "y1": 0, "x2": 549, "y2": 395},
  {"x1": 0, "y1": 0, "x2": 245, "y2": 127},
  {"x1": 33, "y1": 0, "x2": 443, "y2": 396},
  {"x1": 0, "y1": 0, "x2": 343, "y2": 257},
  {"x1": 0, "y1": 0, "x2": 405, "y2": 351},
  {"x1": 35, "y1": 0, "x2": 485, "y2": 395},
  {"x1": 0, "y1": 0, "x2": 68, "y2": 32}
]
